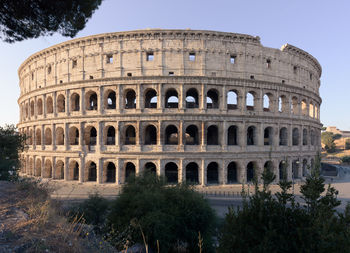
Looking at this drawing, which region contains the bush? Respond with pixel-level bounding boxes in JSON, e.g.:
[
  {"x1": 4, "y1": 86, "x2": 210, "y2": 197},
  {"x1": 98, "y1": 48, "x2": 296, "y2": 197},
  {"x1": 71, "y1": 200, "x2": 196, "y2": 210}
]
[
  {"x1": 321, "y1": 131, "x2": 336, "y2": 153},
  {"x1": 0, "y1": 124, "x2": 26, "y2": 181},
  {"x1": 218, "y1": 155, "x2": 350, "y2": 253},
  {"x1": 68, "y1": 193, "x2": 110, "y2": 231},
  {"x1": 341, "y1": 156, "x2": 350, "y2": 163},
  {"x1": 345, "y1": 139, "x2": 350, "y2": 150},
  {"x1": 105, "y1": 172, "x2": 217, "y2": 252}
]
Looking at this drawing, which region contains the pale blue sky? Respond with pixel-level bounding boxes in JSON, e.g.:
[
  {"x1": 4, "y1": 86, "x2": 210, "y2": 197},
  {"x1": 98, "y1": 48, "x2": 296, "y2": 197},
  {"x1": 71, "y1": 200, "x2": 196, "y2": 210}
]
[{"x1": 1, "y1": 0, "x2": 349, "y2": 129}]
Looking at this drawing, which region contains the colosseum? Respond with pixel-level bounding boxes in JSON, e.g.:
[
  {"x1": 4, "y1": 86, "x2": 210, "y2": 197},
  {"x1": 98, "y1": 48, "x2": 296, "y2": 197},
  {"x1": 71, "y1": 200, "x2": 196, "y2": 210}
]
[{"x1": 17, "y1": 29, "x2": 322, "y2": 186}]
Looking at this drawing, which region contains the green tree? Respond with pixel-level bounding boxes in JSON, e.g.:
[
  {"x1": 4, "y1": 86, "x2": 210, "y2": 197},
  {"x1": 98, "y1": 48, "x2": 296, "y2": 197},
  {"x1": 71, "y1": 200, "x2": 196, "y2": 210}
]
[
  {"x1": 218, "y1": 154, "x2": 350, "y2": 253},
  {"x1": 345, "y1": 139, "x2": 350, "y2": 150},
  {"x1": 0, "y1": 0, "x2": 103, "y2": 43},
  {"x1": 0, "y1": 124, "x2": 26, "y2": 180},
  {"x1": 321, "y1": 131, "x2": 336, "y2": 152},
  {"x1": 106, "y1": 172, "x2": 217, "y2": 252}
]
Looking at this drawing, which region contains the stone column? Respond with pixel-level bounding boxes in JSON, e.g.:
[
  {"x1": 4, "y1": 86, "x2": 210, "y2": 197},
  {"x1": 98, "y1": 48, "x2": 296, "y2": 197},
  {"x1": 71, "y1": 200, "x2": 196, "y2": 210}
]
[
  {"x1": 81, "y1": 88, "x2": 85, "y2": 115},
  {"x1": 79, "y1": 156, "x2": 85, "y2": 183},
  {"x1": 98, "y1": 158, "x2": 103, "y2": 184},
  {"x1": 64, "y1": 157, "x2": 69, "y2": 181},
  {"x1": 201, "y1": 159, "x2": 206, "y2": 186}
]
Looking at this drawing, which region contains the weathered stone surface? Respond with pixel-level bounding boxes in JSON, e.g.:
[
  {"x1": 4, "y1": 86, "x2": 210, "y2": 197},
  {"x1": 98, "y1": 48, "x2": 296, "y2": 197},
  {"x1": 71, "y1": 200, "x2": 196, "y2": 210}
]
[{"x1": 17, "y1": 29, "x2": 322, "y2": 186}]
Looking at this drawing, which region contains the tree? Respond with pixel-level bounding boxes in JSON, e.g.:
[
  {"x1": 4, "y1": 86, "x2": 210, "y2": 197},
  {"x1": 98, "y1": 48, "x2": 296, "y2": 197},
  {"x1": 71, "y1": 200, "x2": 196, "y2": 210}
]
[
  {"x1": 0, "y1": 0, "x2": 103, "y2": 43},
  {"x1": 106, "y1": 172, "x2": 217, "y2": 252},
  {"x1": 345, "y1": 139, "x2": 350, "y2": 150},
  {"x1": 321, "y1": 131, "x2": 336, "y2": 152},
  {"x1": 0, "y1": 124, "x2": 26, "y2": 180},
  {"x1": 218, "y1": 155, "x2": 350, "y2": 253}
]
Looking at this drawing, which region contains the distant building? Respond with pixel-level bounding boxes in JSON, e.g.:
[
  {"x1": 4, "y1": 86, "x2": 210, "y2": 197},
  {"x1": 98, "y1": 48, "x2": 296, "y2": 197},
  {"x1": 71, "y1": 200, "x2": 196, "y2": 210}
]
[{"x1": 326, "y1": 126, "x2": 350, "y2": 138}]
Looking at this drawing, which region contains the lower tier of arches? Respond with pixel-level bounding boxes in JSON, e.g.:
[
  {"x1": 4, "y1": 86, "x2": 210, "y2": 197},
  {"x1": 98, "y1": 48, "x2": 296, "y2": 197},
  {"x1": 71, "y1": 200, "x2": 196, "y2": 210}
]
[{"x1": 20, "y1": 153, "x2": 318, "y2": 185}]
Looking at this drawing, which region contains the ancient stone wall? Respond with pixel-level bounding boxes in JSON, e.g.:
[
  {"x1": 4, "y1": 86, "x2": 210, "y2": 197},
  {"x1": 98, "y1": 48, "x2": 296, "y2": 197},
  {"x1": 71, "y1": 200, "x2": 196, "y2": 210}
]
[{"x1": 17, "y1": 29, "x2": 322, "y2": 185}]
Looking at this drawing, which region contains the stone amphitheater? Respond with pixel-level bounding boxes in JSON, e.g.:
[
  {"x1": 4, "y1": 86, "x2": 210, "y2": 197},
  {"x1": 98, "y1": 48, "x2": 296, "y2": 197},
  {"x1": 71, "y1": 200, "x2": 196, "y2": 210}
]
[{"x1": 17, "y1": 29, "x2": 322, "y2": 186}]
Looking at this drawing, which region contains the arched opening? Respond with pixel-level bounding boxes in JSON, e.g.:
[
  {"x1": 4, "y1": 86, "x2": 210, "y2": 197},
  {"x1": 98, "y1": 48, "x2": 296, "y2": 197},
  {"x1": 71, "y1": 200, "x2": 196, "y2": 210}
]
[
  {"x1": 30, "y1": 101, "x2": 35, "y2": 116},
  {"x1": 106, "y1": 90, "x2": 116, "y2": 109},
  {"x1": 125, "y1": 162, "x2": 136, "y2": 182},
  {"x1": 247, "y1": 126, "x2": 256, "y2": 145},
  {"x1": 69, "y1": 161, "x2": 79, "y2": 180},
  {"x1": 301, "y1": 99, "x2": 307, "y2": 116},
  {"x1": 25, "y1": 103, "x2": 29, "y2": 118},
  {"x1": 37, "y1": 98, "x2": 43, "y2": 115},
  {"x1": 70, "y1": 93, "x2": 80, "y2": 111},
  {"x1": 291, "y1": 97, "x2": 298, "y2": 114},
  {"x1": 227, "y1": 125, "x2": 238, "y2": 145},
  {"x1": 246, "y1": 92, "x2": 255, "y2": 111},
  {"x1": 207, "y1": 162, "x2": 219, "y2": 184},
  {"x1": 46, "y1": 96, "x2": 53, "y2": 114},
  {"x1": 165, "y1": 162, "x2": 178, "y2": 183},
  {"x1": 28, "y1": 129, "x2": 33, "y2": 145},
  {"x1": 145, "y1": 89, "x2": 157, "y2": 108},
  {"x1": 35, "y1": 128, "x2": 41, "y2": 146},
  {"x1": 279, "y1": 161, "x2": 286, "y2": 180},
  {"x1": 44, "y1": 128, "x2": 52, "y2": 145},
  {"x1": 246, "y1": 162, "x2": 255, "y2": 182},
  {"x1": 165, "y1": 89, "x2": 178, "y2": 108},
  {"x1": 55, "y1": 160, "x2": 64, "y2": 179},
  {"x1": 227, "y1": 162, "x2": 238, "y2": 184},
  {"x1": 144, "y1": 162, "x2": 156, "y2": 174},
  {"x1": 125, "y1": 125, "x2": 136, "y2": 145},
  {"x1": 69, "y1": 127, "x2": 79, "y2": 145},
  {"x1": 227, "y1": 90, "x2": 238, "y2": 110},
  {"x1": 309, "y1": 102, "x2": 314, "y2": 118},
  {"x1": 292, "y1": 128, "x2": 299, "y2": 146},
  {"x1": 207, "y1": 125, "x2": 219, "y2": 145},
  {"x1": 185, "y1": 125, "x2": 199, "y2": 145},
  {"x1": 28, "y1": 158, "x2": 34, "y2": 175},
  {"x1": 43, "y1": 159, "x2": 52, "y2": 178},
  {"x1": 206, "y1": 89, "x2": 219, "y2": 109},
  {"x1": 278, "y1": 95, "x2": 287, "y2": 113},
  {"x1": 264, "y1": 127, "x2": 273, "y2": 146},
  {"x1": 279, "y1": 127, "x2": 288, "y2": 146},
  {"x1": 186, "y1": 162, "x2": 199, "y2": 184},
  {"x1": 106, "y1": 162, "x2": 116, "y2": 183},
  {"x1": 264, "y1": 161, "x2": 274, "y2": 175},
  {"x1": 125, "y1": 89, "x2": 136, "y2": 109},
  {"x1": 165, "y1": 125, "x2": 178, "y2": 145},
  {"x1": 106, "y1": 126, "x2": 115, "y2": 145},
  {"x1": 310, "y1": 130, "x2": 315, "y2": 145},
  {"x1": 144, "y1": 125, "x2": 157, "y2": 145},
  {"x1": 57, "y1": 94, "x2": 65, "y2": 112},
  {"x1": 84, "y1": 126, "x2": 97, "y2": 146},
  {"x1": 86, "y1": 162, "x2": 97, "y2": 181},
  {"x1": 302, "y1": 159, "x2": 308, "y2": 177},
  {"x1": 303, "y1": 129, "x2": 308, "y2": 145},
  {"x1": 263, "y1": 93, "x2": 272, "y2": 112},
  {"x1": 35, "y1": 158, "x2": 41, "y2": 176},
  {"x1": 185, "y1": 88, "x2": 199, "y2": 108},
  {"x1": 55, "y1": 127, "x2": 64, "y2": 145},
  {"x1": 86, "y1": 91, "x2": 98, "y2": 111},
  {"x1": 292, "y1": 160, "x2": 300, "y2": 179}
]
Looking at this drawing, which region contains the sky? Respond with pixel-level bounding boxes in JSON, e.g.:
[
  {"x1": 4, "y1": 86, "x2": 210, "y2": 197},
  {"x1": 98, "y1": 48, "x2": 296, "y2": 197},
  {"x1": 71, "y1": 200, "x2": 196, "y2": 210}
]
[{"x1": 0, "y1": 0, "x2": 349, "y2": 129}]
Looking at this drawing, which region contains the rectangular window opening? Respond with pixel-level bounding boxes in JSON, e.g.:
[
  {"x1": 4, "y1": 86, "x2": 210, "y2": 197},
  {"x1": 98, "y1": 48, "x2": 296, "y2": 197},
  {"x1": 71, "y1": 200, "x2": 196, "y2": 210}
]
[
  {"x1": 72, "y1": 59, "x2": 77, "y2": 68},
  {"x1": 230, "y1": 55, "x2": 236, "y2": 64},
  {"x1": 168, "y1": 72, "x2": 174, "y2": 76},
  {"x1": 89, "y1": 75, "x2": 94, "y2": 79},
  {"x1": 293, "y1": 66, "x2": 298, "y2": 74},
  {"x1": 250, "y1": 75, "x2": 255, "y2": 80},
  {"x1": 146, "y1": 52, "x2": 154, "y2": 61},
  {"x1": 127, "y1": 73, "x2": 132, "y2": 77},
  {"x1": 106, "y1": 54, "x2": 113, "y2": 64},
  {"x1": 189, "y1": 52, "x2": 196, "y2": 61}
]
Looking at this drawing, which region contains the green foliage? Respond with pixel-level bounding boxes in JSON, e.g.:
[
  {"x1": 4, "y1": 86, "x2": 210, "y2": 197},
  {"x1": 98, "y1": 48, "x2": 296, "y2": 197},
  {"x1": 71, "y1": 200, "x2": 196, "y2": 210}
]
[
  {"x1": 68, "y1": 193, "x2": 110, "y2": 231},
  {"x1": 106, "y1": 172, "x2": 216, "y2": 252},
  {"x1": 0, "y1": 124, "x2": 26, "y2": 181},
  {"x1": 321, "y1": 131, "x2": 336, "y2": 153},
  {"x1": 341, "y1": 156, "x2": 350, "y2": 163},
  {"x1": 333, "y1": 133, "x2": 342, "y2": 140},
  {"x1": 0, "y1": 0, "x2": 103, "y2": 43},
  {"x1": 345, "y1": 139, "x2": 350, "y2": 150},
  {"x1": 218, "y1": 154, "x2": 350, "y2": 253}
]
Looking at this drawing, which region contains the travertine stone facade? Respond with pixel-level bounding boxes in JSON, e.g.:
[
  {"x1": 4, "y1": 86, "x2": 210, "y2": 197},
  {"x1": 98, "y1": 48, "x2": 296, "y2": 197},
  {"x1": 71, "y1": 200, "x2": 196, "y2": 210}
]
[{"x1": 17, "y1": 29, "x2": 322, "y2": 185}]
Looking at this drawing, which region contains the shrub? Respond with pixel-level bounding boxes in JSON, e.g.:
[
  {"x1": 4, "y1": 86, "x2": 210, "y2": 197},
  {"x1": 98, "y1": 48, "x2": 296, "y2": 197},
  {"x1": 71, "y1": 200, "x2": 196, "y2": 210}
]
[
  {"x1": 341, "y1": 156, "x2": 350, "y2": 163},
  {"x1": 345, "y1": 139, "x2": 350, "y2": 150},
  {"x1": 218, "y1": 155, "x2": 350, "y2": 253},
  {"x1": 105, "y1": 172, "x2": 217, "y2": 252},
  {"x1": 321, "y1": 131, "x2": 336, "y2": 153}
]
